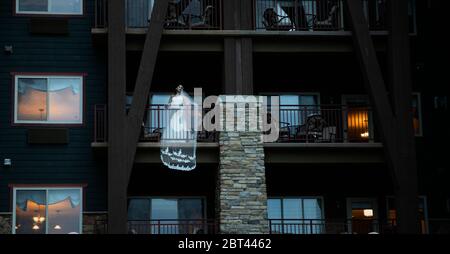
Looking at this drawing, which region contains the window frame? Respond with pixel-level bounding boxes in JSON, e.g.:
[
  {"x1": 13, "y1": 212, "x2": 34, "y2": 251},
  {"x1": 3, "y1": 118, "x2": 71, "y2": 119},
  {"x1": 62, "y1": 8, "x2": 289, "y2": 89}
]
[
  {"x1": 127, "y1": 196, "x2": 208, "y2": 221},
  {"x1": 12, "y1": 186, "x2": 84, "y2": 234},
  {"x1": 267, "y1": 196, "x2": 325, "y2": 220},
  {"x1": 12, "y1": 73, "x2": 86, "y2": 126},
  {"x1": 15, "y1": 0, "x2": 84, "y2": 16}
]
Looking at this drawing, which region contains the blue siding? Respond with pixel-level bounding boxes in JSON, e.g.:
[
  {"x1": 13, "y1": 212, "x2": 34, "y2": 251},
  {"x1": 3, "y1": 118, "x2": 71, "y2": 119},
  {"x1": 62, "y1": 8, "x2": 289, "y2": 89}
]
[{"x1": 0, "y1": 1, "x2": 107, "y2": 212}]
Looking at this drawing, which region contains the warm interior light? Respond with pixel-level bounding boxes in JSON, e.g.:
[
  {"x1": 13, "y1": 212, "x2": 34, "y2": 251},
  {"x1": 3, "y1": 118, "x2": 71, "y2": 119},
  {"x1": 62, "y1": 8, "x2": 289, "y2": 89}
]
[
  {"x1": 363, "y1": 209, "x2": 374, "y2": 217},
  {"x1": 32, "y1": 224, "x2": 40, "y2": 230},
  {"x1": 360, "y1": 132, "x2": 369, "y2": 138},
  {"x1": 33, "y1": 216, "x2": 45, "y2": 223},
  {"x1": 54, "y1": 225, "x2": 62, "y2": 230}
]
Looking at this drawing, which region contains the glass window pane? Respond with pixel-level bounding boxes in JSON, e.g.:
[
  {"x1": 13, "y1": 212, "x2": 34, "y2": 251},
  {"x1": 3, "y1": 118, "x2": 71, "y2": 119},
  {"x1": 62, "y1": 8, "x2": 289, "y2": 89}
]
[
  {"x1": 47, "y1": 189, "x2": 81, "y2": 234},
  {"x1": 267, "y1": 199, "x2": 282, "y2": 233},
  {"x1": 50, "y1": 0, "x2": 82, "y2": 14},
  {"x1": 280, "y1": 96, "x2": 300, "y2": 127},
  {"x1": 178, "y1": 199, "x2": 204, "y2": 234},
  {"x1": 128, "y1": 199, "x2": 151, "y2": 221},
  {"x1": 17, "y1": 78, "x2": 48, "y2": 121},
  {"x1": 15, "y1": 190, "x2": 47, "y2": 234},
  {"x1": 149, "y1": 94, "x2": 172, "y2": 131},
  {"x1": 151, "y1": 199, "x2": 178, "y2": 234},
  {"x1": 48, "y1": 78, "x2": 82, "y2": 123},
  {"x1": 303, "y1": 199, "x2": 322, "y2": 219},
  {"x1": 18, "y1": 0, "x2": 48, "y2": 12},
  {"x1": 267, "y1": 199, "x2": 282, "y2": 219},
  {"x1": 283, "y1": 199, "x2": 302, "y2": 219}
]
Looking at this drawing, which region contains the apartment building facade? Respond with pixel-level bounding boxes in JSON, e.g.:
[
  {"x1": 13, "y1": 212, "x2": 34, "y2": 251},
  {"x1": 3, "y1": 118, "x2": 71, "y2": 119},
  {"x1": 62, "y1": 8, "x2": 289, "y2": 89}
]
[{"x1": 0, "y1": 0, "x2": 449, "y2": 234}]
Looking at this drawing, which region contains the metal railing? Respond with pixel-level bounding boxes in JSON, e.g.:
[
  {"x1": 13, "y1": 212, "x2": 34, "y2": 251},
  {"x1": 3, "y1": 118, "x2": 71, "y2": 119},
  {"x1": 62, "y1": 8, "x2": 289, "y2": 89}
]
[
  {"x1": 269, "y1": 219, "x2": 397, "y2": 234},
  {"x1": 254, "y1": 0, "x2": 416, "y2": 32},
  {"x1": 93, "y1": 104, "x2": 375, "y2": 143},
  {"x1": 127, "y1": 219, "x2": 218, "y2": 234},
  {"x1": 272, "y1": 104, "x2": 375, "y2": 143},
  {"x1": 93, "y1": 104, "x2": 218, "y2": 143},
  {"x1": 94, "y1": 0, "x2": 223, "y2": 30},
  {"x1": 254, "y1": 0, "x2": 344, "y2": 31}
]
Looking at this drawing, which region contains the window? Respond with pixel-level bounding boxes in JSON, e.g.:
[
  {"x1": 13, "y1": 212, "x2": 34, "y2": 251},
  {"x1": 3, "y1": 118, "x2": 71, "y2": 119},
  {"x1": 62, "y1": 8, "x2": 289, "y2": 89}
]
[
  {"x1": 269, "y1": 94, "x2": 320, "y2": 127},
  {"x1": 342, "y1": 95, "x2": 373, "y2": 142},
  {"x1": 268, "y1": 197, "x2": 324, "y2": 234},
  {"x1": 13, "y1": 187, "x2": 83, "y2": 234},
  {"x1": 412, "y1": 93, "x2": 423, "y2": 136},
  {"x1": 386, "y1": 196, "x2": 428, "y2": 234},
  {"x1": 16, "y1": 0, "x2": 83, "y2": 15},
  {"x1": 347, "y1": 198, "x2": 378, "y2": 234},
  {"x1": 14, "y1": 75, "x2": 83, "y2": 125},
  {"x1": 128, "y1": 197, "x2": 206, "y2": 234}
]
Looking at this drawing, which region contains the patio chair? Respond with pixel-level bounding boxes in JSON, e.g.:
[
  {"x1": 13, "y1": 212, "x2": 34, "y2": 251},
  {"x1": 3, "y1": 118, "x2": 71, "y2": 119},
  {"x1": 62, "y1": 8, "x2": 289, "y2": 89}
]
[
  {"x1": 164, "y1": 2, "x2": 188, "y2": 29},
  {"x1": 142, "y1": 126, "x2": 163, "y2": 142},
  {"x1": 296, "y1": 114, "x2": 327, "y2": 142},
  {"x1": 262, "y1": 8, "x2": 293, "y2": 31},
  {"x1": 190, "y1": 5, "x2": 214, "y2": 29},
  {"x1": 314, "y1": 1, "x2": 339, "y2": 29}
]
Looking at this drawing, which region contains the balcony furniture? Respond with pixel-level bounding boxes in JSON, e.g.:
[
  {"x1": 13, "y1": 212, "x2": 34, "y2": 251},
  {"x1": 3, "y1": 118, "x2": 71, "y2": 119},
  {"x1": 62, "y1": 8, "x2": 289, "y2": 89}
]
[
  {"x1": 296, "y1": 114, "x2": 327, "y2": 142},
  {"x1": 190, "y1": 5, "x2": 214, "y2": 29},
  {"x1": 262, "y1": 8, "x2": 294, "y2": 31},
  {"x1": 165, "y1": 1, "x2": 189, "y2": 29},
  {"x1": 142, "y1": 126, "x2": 163, "y2": 142},
  {"x1": 314, "y1": 2, "x2": 339, "y2": 29}
]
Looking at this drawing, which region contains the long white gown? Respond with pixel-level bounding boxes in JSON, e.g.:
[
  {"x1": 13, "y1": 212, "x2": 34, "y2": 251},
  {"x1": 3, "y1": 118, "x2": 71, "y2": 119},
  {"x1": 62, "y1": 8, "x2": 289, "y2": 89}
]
[{"x1": 160, "y1": 92, "x2": 197, "y2": 171}]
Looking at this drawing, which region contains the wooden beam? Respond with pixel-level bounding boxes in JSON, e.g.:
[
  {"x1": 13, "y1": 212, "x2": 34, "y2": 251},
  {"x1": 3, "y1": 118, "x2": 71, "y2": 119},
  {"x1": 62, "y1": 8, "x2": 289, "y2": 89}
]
[
  {"x1": 344, "y1": 0, "x2": 398, "y2": 182},
  {"x1": 346, "y1": 0, "x2": 419, "y2": 233},
  {"x1": 387, "y1": 0, "x2": 419, "y2": 234},
  {"x1": 223, "y1": 0, "x2": 254, "y2": 94},
  {"x1": 107, "y1": 0, "x2": 128, "y2": 234},
  {"x1": 125, "y1": 0, "x2": 170, "y2": 181}
]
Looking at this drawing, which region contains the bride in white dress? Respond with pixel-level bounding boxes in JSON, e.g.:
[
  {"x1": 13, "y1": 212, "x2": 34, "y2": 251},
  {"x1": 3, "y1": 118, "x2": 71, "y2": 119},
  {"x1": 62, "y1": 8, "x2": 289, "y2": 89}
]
[{"x1": 160, "y1": 85, "x2": 198, "y2": 171}]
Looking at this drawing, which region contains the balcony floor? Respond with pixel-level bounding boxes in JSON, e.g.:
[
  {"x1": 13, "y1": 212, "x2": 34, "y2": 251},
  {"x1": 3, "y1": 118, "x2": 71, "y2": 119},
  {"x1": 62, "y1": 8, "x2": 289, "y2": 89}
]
[{"x1": 92, "y1": 142, "x2": 384, "y2": 164}]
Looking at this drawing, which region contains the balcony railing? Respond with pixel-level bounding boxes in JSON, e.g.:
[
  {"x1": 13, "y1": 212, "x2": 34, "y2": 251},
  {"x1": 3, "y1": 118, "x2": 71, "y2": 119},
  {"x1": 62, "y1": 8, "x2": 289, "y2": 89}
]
[
  {"x1": 93, "y1": 104, "x2": 375, "y2": 143},
  {"x1": 95, "y1": 0, "x2": 223, "y2": 30},
  {"x1": 269, "y1": 219, "x2": 398, "y2": 234},
  {"x1": 127, "y1": 219, "x2": 218, "y2": 234},
  {"x1": 254, "y1": 0, "x2": 416, "y2": 32},
  {"x1": 270, "y1": 104, "x2": 376, "y2": 143}
]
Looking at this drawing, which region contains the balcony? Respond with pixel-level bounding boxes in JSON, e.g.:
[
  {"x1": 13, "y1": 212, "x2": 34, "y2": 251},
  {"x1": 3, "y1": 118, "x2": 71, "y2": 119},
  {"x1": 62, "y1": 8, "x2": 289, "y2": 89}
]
[
  {"x1": 269, "y1": 219, "x2": 397, "y2": 234},
  {"x1": 94, "y1": 0, "x2": 416, "y2": 32},
  {"x1": 94, "y1": 104, "x2": 376, "y2": 144},
  {"x1": 94, "y1": 0, "x2": 223, "y2": 30},
  {"x1": 254, "y1": 0, "x2": 416, "y2": 33},
  {"x1": 127, "y1": 219, "x2": 218, "y2": 234},
  {"x1": 269, "y1": 218, "x2": 450, "y2": 234}
]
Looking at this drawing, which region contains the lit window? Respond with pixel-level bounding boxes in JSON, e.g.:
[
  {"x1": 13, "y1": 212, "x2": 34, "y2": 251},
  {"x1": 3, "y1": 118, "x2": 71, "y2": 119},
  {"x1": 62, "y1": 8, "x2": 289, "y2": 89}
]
[
  {"x1": 13, "y1": 187, "x2": 83, "y2": 234},
  {"x1": 14, "y1": 75, "x2": 83, "y2": 124},
  {"x1": 268, "y1": 197, "x2": 324, "y2": 234},
  {"x1": 16, "y1": 0, "x2": 83, "y2": 15}
]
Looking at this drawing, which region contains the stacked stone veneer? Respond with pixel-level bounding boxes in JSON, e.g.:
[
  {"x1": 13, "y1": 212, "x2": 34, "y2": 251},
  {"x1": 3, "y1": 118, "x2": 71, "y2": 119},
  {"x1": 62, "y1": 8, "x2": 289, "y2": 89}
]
[{"x1": 217, "y1": 97, "x2": 269, "y2": 234}]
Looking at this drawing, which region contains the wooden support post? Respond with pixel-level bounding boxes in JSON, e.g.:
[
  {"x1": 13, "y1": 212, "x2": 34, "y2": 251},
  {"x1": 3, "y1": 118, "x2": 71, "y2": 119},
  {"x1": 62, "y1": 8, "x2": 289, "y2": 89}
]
[
  {"x1": 387, "y1": 0, "x2": 419, "y2": 234},
  {"x1": 345, "y1": 0, "x2": 419, "y2": 233},
  {"x1": 125, "y1": 0, "x2": 170, "y2": 181},
  {"x1": 223, "y1": 0, "x2": 254, "y2": 95},
  {"x1": 107, "y1": 0, "x2": 128, "y2": 234}
]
